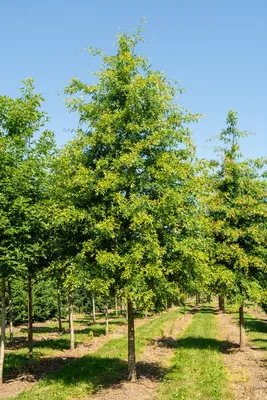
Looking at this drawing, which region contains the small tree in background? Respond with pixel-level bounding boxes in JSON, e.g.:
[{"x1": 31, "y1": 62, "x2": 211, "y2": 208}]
[
  {"x1": 208, "y1": 110, "x2": 267, "y2": 350},
  {"x1": 0, "y1": 79, "x2": 56, "y2": 367}
]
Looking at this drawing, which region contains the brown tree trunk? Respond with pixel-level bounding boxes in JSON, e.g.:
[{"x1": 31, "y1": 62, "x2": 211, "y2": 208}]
[
  {"x1": 221, "y1": 296, "x2": 225, "y2": 312},
  {"x1": 218, "y1": 295, "x2": 225, "y2": 312},
  {"x1": 92, "y1": 293, "x2": 96, "y2": 323},
  {"x1": 115, "y1": 296, "x2": 118, "y2": 317},
  {"x1": 127, "y1": 299, "x2": 137, "y2": 381},
  {"x1": 0, "y1": 277, "x2": 6, "y2": 385},
  {"x1": 125, "y1": 301, "x2": 128, "y2": 321},
  {"x1": 105, "y1": 298, "x2": 109, "y2": 336},
  {"x1": 68, "y1": 292, "x2": 75, "y2": 350},
  {"x1": 120, "y1": 297, "x2": 123, "y2": 315},
  {"x1": 28, "y1": 275, "x2": 33, "y2": 363},
  {"x1": 239, "y1": 304, "x2": 245, "y2": 351},
  {"x1": 196, "y1": 293, "x2": 200, "y2": 306},
  {"x1": 57, "y1": 283, "x2": 62, "y2": 333},
  {"x1": 8, "y1": 280, "x2": 13, "y2": 341}
]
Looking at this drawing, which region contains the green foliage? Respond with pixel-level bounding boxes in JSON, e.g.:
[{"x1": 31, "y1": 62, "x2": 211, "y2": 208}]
[
  {"x1": 6, "y1": 278, "x2": 60, "y2": 324},
  {"x1": 62, "y1": 26, "x2": 201, "y2": 308},
  {"x1": 0, "y1": 79, "x2": 56, "y2": 280},
  {"x1": 207, "y1": 111, "x2": 267, "y2": 302}
]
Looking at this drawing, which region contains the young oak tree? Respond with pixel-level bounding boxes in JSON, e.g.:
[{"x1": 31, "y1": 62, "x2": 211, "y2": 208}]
[
  {"x1": 0, "y1": 79, "x2": 56, "y2": 367},
  {"x1": 208, "y1": 110, "x2": 267, "y2": 350},
  {"x1": 64, "y1": 25, "x2": 200, "y2": 380}
]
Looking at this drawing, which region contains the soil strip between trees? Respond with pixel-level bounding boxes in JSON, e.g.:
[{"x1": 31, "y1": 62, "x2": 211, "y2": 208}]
[{"x1": 216, "y1": 311, "x2": 267, "y2": 400}]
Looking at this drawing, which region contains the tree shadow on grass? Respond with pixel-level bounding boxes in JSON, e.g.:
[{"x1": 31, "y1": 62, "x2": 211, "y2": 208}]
[
  {"x1": 20, "y1": 326, "x2": 64, "y2": 336},
  {"x1": 4, "y1": 354, "x2": 169, "y2": 396},
  {"x1": 245, "y1": 317, "x2": 267, "y2": 334},
  {"x1": 156, "y1": 335, "x2": 237, "y2": 354},
  {"x1": 42, "y1": 356, "x2": 169, "y2": 392}
]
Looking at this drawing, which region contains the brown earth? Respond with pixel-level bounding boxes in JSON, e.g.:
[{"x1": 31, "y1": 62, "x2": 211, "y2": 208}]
[{"x1": 216, "y1": 311, "x2": 267, "y2": 400}]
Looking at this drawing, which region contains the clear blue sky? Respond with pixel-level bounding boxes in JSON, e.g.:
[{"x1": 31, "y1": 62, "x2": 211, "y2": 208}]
[{"x1": 0, "y1": 0, "x2": 266, "y2": 159}]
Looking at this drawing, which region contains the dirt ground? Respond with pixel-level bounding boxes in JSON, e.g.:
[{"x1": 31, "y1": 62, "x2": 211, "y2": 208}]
[
  {"x1": 216, "y1": 311, "x2": 267, "y2": 400},
  {"x1": 90, "y1": 312, "x2": 193, "y2": 400}
]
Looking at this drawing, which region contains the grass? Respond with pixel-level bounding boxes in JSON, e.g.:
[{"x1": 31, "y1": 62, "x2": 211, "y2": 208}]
[
  {"x1": 13, "y1": 307, "x2": 183, "y2": 399},
  {"x1": 157, "y1": 306, "x2": 232, "y2": 400},
  {"x1": 231, "y1": 309, "x2": 267, "y2": 352},
  {"x1": 5, "y1": 316, "x2": 126, "y2": 377}
]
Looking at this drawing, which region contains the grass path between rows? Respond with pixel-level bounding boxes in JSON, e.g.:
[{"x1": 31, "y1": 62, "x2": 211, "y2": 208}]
[
  {"x1": 13, "y1": 307, "x2": 184, "y2": 400},
  {"x1": 232, "y1": 310, "x2": 267, "y2": 353},
  {"x1": 156, "y1": 306, "x2": 232, "y2": 400}
]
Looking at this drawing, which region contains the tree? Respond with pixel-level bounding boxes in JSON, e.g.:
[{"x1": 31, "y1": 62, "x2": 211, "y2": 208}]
[
  {"x1": 0, "y1": 79, "x2": 56, "y2": 367},
  {"x1": 208, "y1": 110, "x2": 267, "y2": 350},
  {"x1": 64, "y1": 24, "x2": 200, "y2": 380}
]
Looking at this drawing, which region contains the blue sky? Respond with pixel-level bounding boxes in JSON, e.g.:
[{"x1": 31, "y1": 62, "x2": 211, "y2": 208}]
[{"x1": 0, "y1": 0, "x2": 266, "y2": 159}]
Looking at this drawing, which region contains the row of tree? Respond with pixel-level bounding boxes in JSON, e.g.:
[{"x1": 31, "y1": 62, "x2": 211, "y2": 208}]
[{"x1": 0, "y1": 26, "x2": 266, "y2": 383}]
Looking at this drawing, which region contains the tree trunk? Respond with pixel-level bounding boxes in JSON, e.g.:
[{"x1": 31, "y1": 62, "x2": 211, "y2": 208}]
[
  {"x1": 218, "y1": 295, "x2": 225, "y2": 312},
  {"x1": 92, "y1": 293, "x2": 96, "y2": 323},
  {"x1": 8, "y1": 280, "x2": 13, "y2": 341},
  {"x1": 68, "y1": 292, "x2": 75, "y2": 350},
  {"x1": 28, "y1": 275, "x2": 33, "y2": 363},
  {"x1": 220, "y1": 296, "x2": 225, "y2": 312},
  {"x1": 115, "y1": 296, "x2": 118, "y2": 317},
  {"x1": 127, "y1": 299, "x2": 137, "y2": 381},
  {"x1": 120, "y1": 298, "x2": 123, "y2": 315},
  {"x1": 0, "y1": 277, "x2": 6, "y2": 385},
  {"x1": 57, "y1": 284, "x2": 62, "y2": 333},
  {"x1": 196, "y1": 293, "x2": 200, "y2": 306},
  {"x1": 105, "y1": 298, "x2": 109, "y2": 336},
  {"x1": 125, "y1": 301, "x2": 128, "y2": 321},
  {"x1": 239, "y1": 304, "x2": 245, "y2": 351}
]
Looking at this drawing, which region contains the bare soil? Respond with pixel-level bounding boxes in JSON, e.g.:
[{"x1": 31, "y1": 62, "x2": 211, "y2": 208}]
[
  {"x1": 216, "y1": 311, "x2": 267, "y2": 400},
  {"x1": 90, "y1": 312, "x2": 193, "y2": 400}
]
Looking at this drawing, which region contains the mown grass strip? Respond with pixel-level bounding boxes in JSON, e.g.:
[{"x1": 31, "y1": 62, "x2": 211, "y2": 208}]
[
  {"x1": 157, "y1": 306, "x2": 232, "y2": 400},
  {"x1": 14, "y1": 307, "x2": 183, "y2": 399}
]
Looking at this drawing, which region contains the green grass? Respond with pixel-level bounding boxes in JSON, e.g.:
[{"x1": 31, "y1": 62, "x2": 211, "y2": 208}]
[
  {"x1": 5, "y1": 317, "x2": 126, "y2": 377},
  {"x1": 157, "y1": 306, "x2": 232, "y2": 400},
  {"x1": 13, "y1": 308, "x2": 183, "y2": 400},
  {"x1": 231, "y1": 310, "x2": 267, "y2": 353}
]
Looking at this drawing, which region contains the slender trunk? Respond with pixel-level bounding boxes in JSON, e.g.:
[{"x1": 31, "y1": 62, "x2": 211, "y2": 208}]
[
  {"x1": 127, "y1": 299, "x2": 136, "y2": 381},
  {"x1": 218, "y1": 295, "x2": 225, "y2": 312},
  {"x1": 115, "y1": 296, "x2": 118, "y2": 317},
  {"x1": 57, "y1": 284, "x2": 62, "y2": 333},
  {"x1": 105, "y1": 298, "x2": 109, "y2": 336},
  {"x1": 120, "y1": 298, "x2": 123, "y2": 315},
  {"x1": 68, "y1": 292, "x2": 75, "y2": 350},
  {"x1": 196, "y1": 293, "x2": 200, "y2": 306},
  {"x1": 92, "y1": 293, "x2": 96, "y2": 323},
  {"x1": 239, "y1": 304, "x2": 245, "y2": 351},
  {"x1": 28, "y1": 275, "x2": 33, "y2": 363},
  {"x1": 165, "y1": 300, "x2": 168, "y2": 310},
  {"x1": 8, "y1": 280, "x2": 13, "y2": 341},
  {"x1": 0, "y1": 277, "x2": 6, "y2": 385},
  {"x1": 221, "y1": 296, "x2": 225, "y2": 312},
  {"x1": 125, "y1": 301, "x2": 128, "y2": 321}
]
